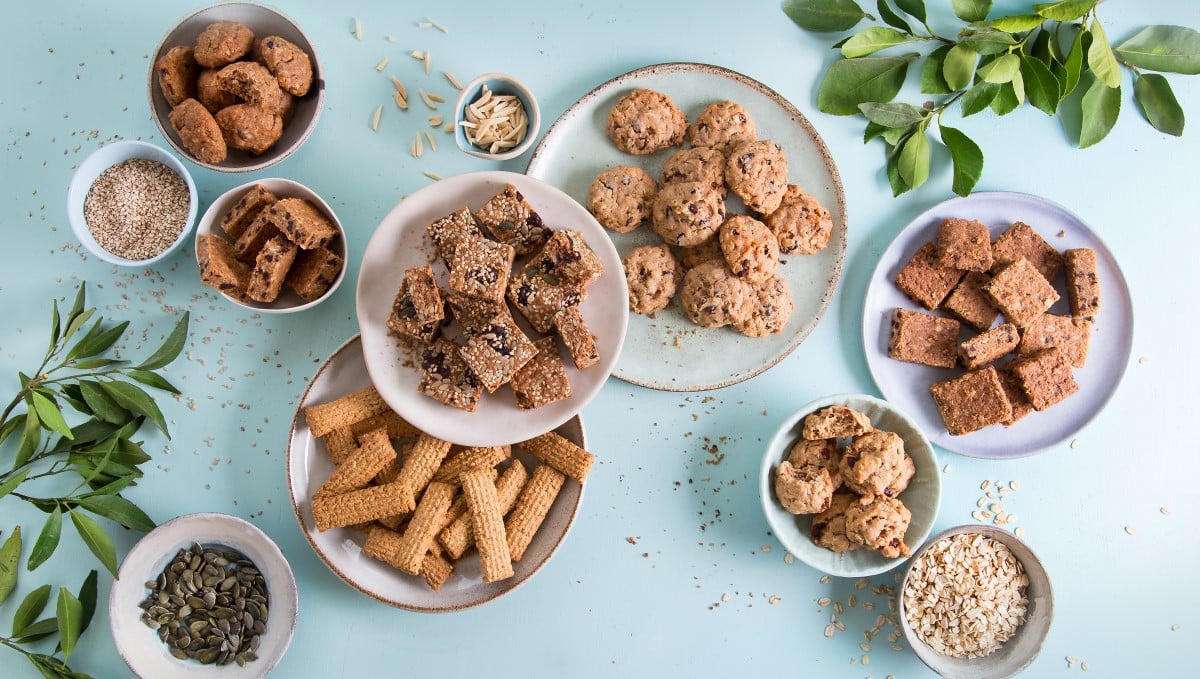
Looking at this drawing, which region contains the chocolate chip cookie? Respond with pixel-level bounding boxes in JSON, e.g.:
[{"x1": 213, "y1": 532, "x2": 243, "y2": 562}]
[
  {"x1": 689, "y1": 100, "x2": 756, "y2": 152},
  {"x1": 719, "y1": 215, "x2": 779, "y2": 283},
  {"x1": 734, "y1": 273, "x2": 794, "y2": 338},
  {"x1": 811, "y1": 492, "x2": 860, "y2": 553},
  {"x1": 587, "y1": 166, "x2": 658, "y2": 233},
  {"x1": 650, "y1": 181, "x2": 726, "y2": 247},
  {"x1": 253, "y1": 35, "x2": 314, "y2": 96},
  {"x1": 725, "y1": 139, "x2": 789, "y2": 214},
  {"x1": 844, "y1": 495, "x2": 912, "y2": 558},
  {"x1": 605, "y1": 88, "x2": 688, "y2": 155},
  {"x1": 839, "y1": 430, "x2": 915, "y2": 499},
  {"x1": 622, "y1": 244, "x2": 680, "y2": 314},
  {"x1": 661, "y1": 146, "x2": 726, "y2": 191},
  {"x1": 765, "y1": 184, "x2": 833, "y2": 255},
  {"x1": 155, "y1": 45, "x2": 197, "y2": 107},
  {"x1": 680, "y1": 260, "x2": 754, "y2": 328},
  {"x1": 774, "y1": 461, "x2": 835, "y2": 514}
]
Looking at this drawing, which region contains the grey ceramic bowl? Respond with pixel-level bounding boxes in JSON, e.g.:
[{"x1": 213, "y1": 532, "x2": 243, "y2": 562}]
[
  {"x1": 453, "y1": 73, "x2": 541, "y2": 160},
  {"x1": 898, "y1": 525, "x2": 1054, "y2": 679}
]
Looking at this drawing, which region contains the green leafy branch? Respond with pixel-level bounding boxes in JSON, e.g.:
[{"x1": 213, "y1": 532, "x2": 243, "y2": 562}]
[
  {"x1": 784, "y1": 0, "x2": 1200, "y2": 196},
  {"x1": 0, "y1": 282, "x2": 190, "y2": 577}
]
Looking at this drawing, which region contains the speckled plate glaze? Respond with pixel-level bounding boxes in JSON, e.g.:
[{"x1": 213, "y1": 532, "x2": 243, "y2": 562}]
[
  {"x1": 863, "y1": 191, "x2": 1133, "y2": 458},
  {"x1": 526, "y1": 62, "x2": 847, "y2": 391},
  {"x1": 286, "y1": 335, "x2": 586, "y2": 612}
]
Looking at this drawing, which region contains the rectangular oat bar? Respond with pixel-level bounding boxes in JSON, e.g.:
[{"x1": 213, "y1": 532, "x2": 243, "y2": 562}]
[
  {"x1": 990, "y1": 221, "x2": 1063, "y2": 282},
  {"x1": 197, "y1": 234, "x2": 251, "y2": 300},
  {"x1": 286, "y1": 245, "x2": 343, "y2": 302},
  {"x1": 267, "y1": 197, "x2": 338, "y2": 250},
  {"x1": 246, "y1": 235, "x2": 298, "y2": 303},
  {"x1": 895, "y1": 242, "x2": 965, "y2": 310},
  {"x1": 982, "y1": 258, "x2": 1059, "y2": 328},
  {"x1": 958, "y1": 322, "x2": 1019, "y2": 370},
  {"x1": 1017, "y1": 313, "x2": 1093, "y2": 368},
  {"x1": 474, "y1": 183, "x2": 551, "y2": 256},
  {"x1": 887, "y1": 308, "x2": 961, "y2": 369},
  {"x1": 1063, "y1": 248, "x2": 1100, "y2": 320},
  {"x1": 386, "y1": 265, "x2": 444, "y2": 344},
  {"x1": 510, "y1": 337, "x2": 572, "y2": 410},
  {"x1": 1009, "y1": 347, "x2": 1078, "y2": 411},
  {"x1": 941, "y1": 271, "x2": 999, "y2": 332},
  {"x1": 928, "y1": 366, "x2": 1013, "y2": 436},
  {"x1": 936, "y1": 218, "x2": 993, "y2": 272},
  {"x1": 220, "y1": 183, "x2": 278, "y2": 240}
]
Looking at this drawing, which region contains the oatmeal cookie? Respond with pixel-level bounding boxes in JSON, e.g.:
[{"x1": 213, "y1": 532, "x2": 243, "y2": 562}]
[
  {"x1": 587, "y1": 166, "x2": 658, "y2": 233},
  {"x1": 689, "y1": 100, "x2": 756, "y2": 152},
  {"x1": 215, "y1": 61, "x2": 288, "y2": 113},
  {"x1": 605, "y1": 88, "x2": 688, "y2": 155},
  {"x1": 786, "y1": 438, "x2": 842, "y2": 489},
  {"x1": 215, "y1": 104, "x2": 283, "y2": 155},
  {"x1": 660, "y1": 146, "x2": 726, "y2": 190},
  {"x1": 774, "y1": 461, "x2": 835, "y2": 514},
  {"x1": 839, "y1": 430, "x2": 915, "y2": 499},
  {"x1": 622, "y1": 244, "x2": 680, "y2": 314},
  {"x1": 253, "y1": 35, "x2": 313, "y2": 96},
  {"x1": 679, "y1": 260, "x2": 754, "y2": 328},
  {"x1": 719, "y1": 215, "x2": 779, "y2": 283},
  {"x1": 733, "y1": 273, "x2": 793, "y2": 337},
  {"x1": 845, "y1": 495, "x2": 912, "y2": 558},
  {"x1": 725, "y1": 139, "x2": 789, "y2": 214},
  {"x1": 196, "y1": 68, "x2": 239, "y2": 113},
  {"x1": 802, "y1": 405, "x2": 872, "y2": 440},
  {"x1": 650, "y1": 181, "x2": 726, "y2": 247},
  {"x1": 193, "y1": 21, "x2": 255, "y2": 69},
  {"x1": 811, "y1": 492, "x2": 860, "y2": 553},
  {"x1": 764, "y1": 185, "x2": 833, "y2": 255},
  {"x1": 168, "y1": 98, "x2": 227, "y2": 164},
  {"x1": 155, "y1": 45, "x2": 197, "y2": 107},
  {"x1": 676, "y1": 238, "x2": 723, "y2": 271}
]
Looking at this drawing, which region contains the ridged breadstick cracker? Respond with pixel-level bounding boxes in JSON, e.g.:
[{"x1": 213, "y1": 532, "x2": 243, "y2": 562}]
[
  {"x1": 392, "y1": 481, "x2": 455, "y2": 574},
  {"x1": 432, "y1": 445, "x2": 511, "y2": 484},
  {"x1": 394, "y1": 434, "x2": 453, "y2": 503},
  {"x1": 461, "y1": 468, "x2": 513, "y2": 582},
  {"x1": 518, "y1": 432, "x2": 595, "y2": 483},
  {"x1": 320, "y1": 427, "x2": 358, "y2": 465},
  {"x1": 440, "y1": 460, "x2": 528, "y2": 559},
  {"x1": 374, "y1": 442, "x2": 413, "y2": 486},
  {"x1": 351, "y1": 410, "x2": 422, "y2": 440},
  {"x1": 304, "y1": 386, "x2": 390, "y2": 437},
  {"x1": 420, "y1": 549, "x2": 455, "y2": 591},
  {"x1": 363, "y1": 524, "x2": 404, "y2": 563},
  {"x1": 378, "y1": 514, "x2": 408, "y2": 532},
  {"x1": 316, "y1": 427, "x2": 395, "y2": 497},
  {"x1": 505, "y1": 463, "x2": 566, "y2": 562},
  {"x1": 312, "y1": 480, "x2": 416, "y2": 531}
]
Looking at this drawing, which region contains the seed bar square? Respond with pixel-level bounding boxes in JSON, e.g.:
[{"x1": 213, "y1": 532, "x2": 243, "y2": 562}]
[
  {"x1": 887, "y1": 308, "x2": 961, "y2": 369},
  {"x1": 1063, "y1": 247, "x2": 1100, "y2": 319},
  {"x1": 474, "y1": 183, "x2": 551, "y2": 256},
  {"x1": 246, "y1": 235, "x2": 298, "y2": 303},
  {"x1": 286, "y1": 245, "x2": 343, "y2": 302},
  {"x1": 929, "y1": 366, "x2": 1014, "y2": 436},
  {"x1": 445, "y1": 291, "x2": 506, "y2": 338},
  {"x1": 936, "y1": 218, "x2": 993, "y2": 272},
  {"x1": 554, "y1": 306, "x2": 599, "y2": 369},
  {"x1": 427, "y1": 206, "x2": 483, "y2": 265},
  {"x1": 990, "y1": 221, "x2": 1063, "y2": 282},
  {"x1": 959, "y1": 322, "x2": 1019, "y2": 371},
  {"x1": 1017, "y1": 313, "x2": 1093, "y2": 368},
  {"x1": 982, "y1": 258, "x2": 1059, "y2": 328},
  {"x1": 417, "y1": 339, "x2": 483, "y2": 412},
  {"x1": 942, "y1": 271, "x2": 1000, "y2": 332},
  {"x1": 511, "y1": 337, "x2": 572, "y2": 410},
  {"x1": 507, "y1": 268, "x2": 587, "y2": 334},
  {"x1": 267, "y1": 198, "x2": 338, "y2": 250},
  {"x1": 895, "y1": 241, "x2": 965, "y2": 310},
  {"x1": 1009, "y1": 346, "x2": 1079, "y2": 411},
  {"x1": 220, "y1": 183, "x2": 277, "y2": 240},
  {"x1": 528, "y1": 229, "x2": 605, "y2": 288},
  {"x1": 197, "y1": 234, "x2": 251, "y2": 300},
  {"x1": 233, "y1": 208, "x2": 282, "y2": 263},
  {"x1": 458, "y1": 315, "x2": 539, "y2": 393},
  {"x1": 387, "y1": 264, "x2": 444, "y2": 344},
  {"x1": 447, "y1": 234, "x2": 515, "y2": 304}
]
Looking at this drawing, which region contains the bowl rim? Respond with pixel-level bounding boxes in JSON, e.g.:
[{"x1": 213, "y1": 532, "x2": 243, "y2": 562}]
[
  {"x1": 193, "y1": 177, "x2": 347, "y2": 313},
  {"x1": 453, "y1": 72, "x2": 541, "y2": 160},
  {"x1": 759, "y1": 392, "x2": 941, "y2": 577},
  {"x1": 148, "y1": 1, "x2": 325, "y2": 173},
  {"x1": 896, "y1": 524, "x2": 1054, "y2": 679},
  {"x1": 66, "y1": 139, "x2": 199, "y2": 267}
]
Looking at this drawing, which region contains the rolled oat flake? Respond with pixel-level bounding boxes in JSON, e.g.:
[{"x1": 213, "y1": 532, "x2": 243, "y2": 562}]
[{"x1": 84, "y1": 158, "x2": 190, "y2": 261}]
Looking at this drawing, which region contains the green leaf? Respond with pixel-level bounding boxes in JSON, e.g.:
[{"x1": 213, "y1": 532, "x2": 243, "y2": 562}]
[
  {"x1": 1134, "y1": 73, "x2": 1185, "y2": 136},
  {"x1": 978, "y1": 53, "x2": 1020, "y2": 83},
  {"x1": 885, "y1": 143, "x2": 910, "y2": 196},
  {"x1": 876, "y1": 0, "x2": 912, "y2": 34},
  {"x1": 97, "y1": 381, "x2": 168, "y2": 437},
  {"x1": 961, "y1": 81, "x2": 1000, "y2": 116},
  {"x1": 28, "y1": 507, "x2": 62, "y2": 572},
  {"x1": 67, "y1": 320, "x2": 128, "y2": 361},
  {"x1": 0, "y1": 413, "x2": 25, "y2": 446},
  {"x1": 12, "y1": 585, "x2": 52, "y2": 636},
  {"x1": 65, "y1": 285, "x2": 87, "y2": 333},
  {"x1": 978, "y1": 14, "x2": 1044, "y2": 34},
  {"x1": 1029, "y1": 28, "x2": 1053, "y2": 65},
  {"x1": 960, "y1": 29, "x2": 1016, "y2": 55},
  {"x1": 921, "y1": 44, "x2": 954, "y2": 94},
  {"x1": 1022, "y1": 55, "x2": 1063, "y2": 114},
  {"x1": 113, "y1": 438, "x2": 152, "y2": 466},
  {"x1": 0, "y1": 527, "x2": 21, "y2": 606},
  {"x1": 70, "y1": 358, "x2": 125, "y2": 370},
  {"x1": 57, "y1": 588, "x2": 83, "y2": 661},
  {"x1": 49, "y1": 299, "x2": 62, "y2": 354},
  {"x1": 817, "y1": 54, "x2": 918, "y2": 115},
  {"x1": 78, "y1": 474, "x2": 138, "y2": 499},
  {"x1": 1088, "y1": 18, "x2": 1121, "y2": 88},
  {"x1": 14, "y1": 617, "x2": 60, "y2": 643},
  {"x1": 952, "y1": 0, "x2": 991, "y2": 22},
  {"x1": 76, "y1": 495, "x2": 155, "y2": 532},
  {"x1": 1063, "y1": 27, "x2": 1091, "y2": 97},
  {"x1": 897, "y1": 127, "x2": 931, "y2": 188},
  {"x1": 881, "y1": 125, "x2": 910, "y2": 145},
  {"x1": 76, "y1": 570, "x2": 99, "y2": 637},
  {"x1": 16, "y1": 401, "x2": 41, "y2": 469},
  {"x1": 30, "y1": 391, "x2": 73, "y2": 440},
  {"x1": 69, "y1": 511, "x2": 118, "y2": 577},
  {"x1": 0, "y1": 468, "x2": 32, "y2": 501},
  {"x1": 894, "y1": 0, "x2": 925, "y2": 23},
  {"x1": 56, "y1": 384, "x2": 91, "y2": 418},
  {"x1": 1079, "y1": 77, "x2": 1121, "y2": 147},
  {"x1": 1115, "y1": 25, "x2": 1200, "y2": 75},
  {"x1": 944, "y1": 42, "x2": 977, "y2": 90},
  {"x1": 124, "y1": 369, "x2": 180, "y2": 394},
  {"x1": 1034, "y1": 0, "x2": 1094, "y2": 21},
  {"x1": 939, "y1": 125, "x2": 984, "y2": 196},
  {"x1": 135, "y1": 311, "x2": 189, "y2": 371},
  {"x1": 782, "y1": 0, "x2": 871, "y2": 32},
  {"x1": 991, "y1": 80, "x2": 1022, "y2": 115},
  {"x1": 61, "y1": 311, "x2": 95, "y2": 347},
  {"x1": 79, "y1": 381, "x2": 128, "y2": 425},
  {"x1": 858, "y1": 101, "x2": 927, "y2": 127},
  {"x1": 841, "y1": 26, "x2": 918, "y2": 58},
  {"x1": 71, "y1": 437, "x2": 119, "y2": 493}
]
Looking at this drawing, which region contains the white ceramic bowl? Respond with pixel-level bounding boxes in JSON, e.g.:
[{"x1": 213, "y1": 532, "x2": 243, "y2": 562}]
[
  {"x1": 195, "y1": 178, "x2": 347, "y2": 313},
  {"x1": 759, "y1": 393, "x2": 941, "y2": 577},
  {"x1": 898, "y1": 525, "x2": 1054, "y2": 679},
  {"x1": 454, "y1": 73, "x2": 541, "y2": 160},
  {"x1": 149, "y1": 2, "x2": 325, "y2": 172},
  {"x1": 67, "y1": 140, "x2": 198, "y2": 266},
  {"x1": 110, "y1": 512, "x2": 298, "y2": 678}
]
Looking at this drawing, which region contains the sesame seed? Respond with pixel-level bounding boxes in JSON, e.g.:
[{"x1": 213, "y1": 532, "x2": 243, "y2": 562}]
[
  {"x1": 818, "y1": 597, "x2": 831, "y2": 606},
  {"x1": 855, "y1": 578, "x2": 869, "y2": 590},
  {"x1": 824, "y1": 625, "x2": 835, "y2": 638},
  {"x1": 943, "y1": 463, "x2": 952, "y2": 473},
  {"x1": 82, "y1": 158, "x2": 189, "y2": 261},
  {"x1": 1071, "y1": 438, "x2": 1081, "y2": 449},
  {"x1": 784, "y1": 552, "x2": 794, "y2": 565},
  {"x1": 1010, "y1": 480, "x2": 1021, "y2": 491},
  {"x1": 1015, "y1": 526, "x2": 1025, "y2": 537},
  {"x1": 981, "y1": 479, "x2": 991, "y2": 490},
  {"x1": 1172, "y1": 624, "x2": 1181, "y2": 631},
  {"x1": 820, "y1": 576, "x2": 830, "y2": 585}
]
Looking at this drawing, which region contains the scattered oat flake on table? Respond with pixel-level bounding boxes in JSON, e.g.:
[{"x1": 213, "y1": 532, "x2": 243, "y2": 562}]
[
  {"x1": 769, "y1": 595, "x2": 780, "y2": 604},
  {"x1": 1071, "y1": 438, "x2": 1081, "y2": 449},
  {"x1": 370, "y1": 104, "x2": 382, "y2": 131},
  {"x1": 352, "y1": 18, "x2": 362, "y2": 40},
  {"x1": 824, "y1": 625, "x2": 835, "y2": 638},
  {"x1": 1172, "y1": 624, "x2": 1181, "y2": 631},
  {"x1": 818, "y1": 597, "x2": 831, "y2": 606},
  {"x1": 760, "y1": 545, "x2": 771, "y2": 552},
  {"x1": 820, "y1": 575, "x2": 830, "y2": 585},
  {"x1": 1161, "y1": 506, "x2": 1171, "y2": 515},
  {"x1": 1139, "y1": 356, "x2": 1150, "y2": 364},
  {"x1": 375, "y1": 57, "x2": 388, "y2": 72},
  {"x1": 981, "y1": 479, "x2": 991, "y2": 490},
  {"x1": 1015, "y1": 526, "x2": 1025, "y2": 537},
  {"x1": 1010, "y1": 480, "x2": 1021, "y2": 491},
  {"x1": 422, "y1": 170, "x2": 442, "y2": 180},
  {"x1": 1124, "y1": 525, "x2": 1137, "y2": 535},
  {"x1": 942, "y1": 463, "x2": 952, "y2": 473},
  {"x1": 784, "y1": 552, "x2": 793, "y2": 565}
]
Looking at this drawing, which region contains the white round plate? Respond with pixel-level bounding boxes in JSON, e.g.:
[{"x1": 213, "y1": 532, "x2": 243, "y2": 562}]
[
  {"x1": 286, "y1": 335, "x2": 586, "y2": 611},
  {"x1": 526, "y1": 62, "x2": 847, "y2": 391},
  {"x1": 110, "y1": 513, "x2": 298, "y2": 678},
  {"x1": 356, "y1": 171, "x2": 627, "y2": 447},
  {"x1": 863, "y1": 191, "x2": 1134, "y2": 458}
]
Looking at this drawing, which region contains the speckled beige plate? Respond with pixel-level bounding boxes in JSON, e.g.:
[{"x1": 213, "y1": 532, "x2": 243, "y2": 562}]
[
  {"x1": 527, "y1": 62, "x2": 847, "y2": 391},
  {"x1": 286, "y1": 335, "x2": 585, "y2": 612}
]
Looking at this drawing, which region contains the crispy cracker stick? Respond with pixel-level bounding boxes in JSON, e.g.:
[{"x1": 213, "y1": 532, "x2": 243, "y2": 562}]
[
  {"x1": 394, "y1": 433, "x2": 453, "y2": 502},
  {"x1": 378, "y1": 514, "x2": 408, "y2": 532},
  {"x1": 505, "y1": 463, "x2": 566, "y2": 562},
  {"x1": 316, "y1": 427, "x2": 395, "y2": 497},
  {"x1": 363, "y1": 524, "x2": 404, "y2": 563},
  {"x1": 432, "y1": 445, "x2": 511, "y2": 484},
  {"x1": 392, "y1": 481, "x2": 455, "y2": 574},
  {"x1": 320, "y1": 427, "x2": 358, "y2": 465},
  {"x1": 461, "y1": 468, "x2": 513, "y2": 582},
  {"x1": 517, "y1": 432, "x2": 595, "y2": 483},
  {"x1": 312, "y1": 481, "x2": 415, "y2": 531},
  {"x1": 420, "y1": 549, "x2": 455, "y2": 591},
  {"x1": 374, "y1": 442, "x2": 413, "y2": 486},
  {"x1": 440, "y1": 460, "x2": 528, "y2": 559},
  {"x1": 351, "y1": 410, "x2": 422, "y2": 440},
  {"x1": 304, "y1": 386, "x2": 390, "y2": 437}
]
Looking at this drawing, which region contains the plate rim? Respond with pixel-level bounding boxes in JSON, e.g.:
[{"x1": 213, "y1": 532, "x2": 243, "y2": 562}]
[
  {"x1": 526, "y1": 61, "x2": 848, "y2": 391},
  {"x1": 861, "y1": 190, "x2": 1135, "y2": 458}
]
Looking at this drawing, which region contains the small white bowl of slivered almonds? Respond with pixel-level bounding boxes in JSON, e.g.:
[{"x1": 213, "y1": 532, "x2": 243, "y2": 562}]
[{"x1": 454, "y1": 73, "x2": 541, "y2": 160}]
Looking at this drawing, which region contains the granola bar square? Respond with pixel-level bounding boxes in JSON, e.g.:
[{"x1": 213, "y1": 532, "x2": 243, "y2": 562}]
[
  {"x1": 220, "y1": 183, "x2": 277, "y2": 240},
  {"x1": 997, "y1": 362, "x2": 1034, "y2": 426},
  {"x1": 928, "y1": 366, "x2": 1013, "y2": 436},
  {"x1": 895, "y1": 242, "x2": 965, "y2": 310},
  {"x1": 942, "y1": 271, "x2": 999, "y2": 332},
  {"x1": 197, "y1": 234, "x2": 251, "y2": 300},
  {"x1": 474, "y1": 183, "x2": 551, "y2": 256},
  {"x1": 445, "y1": 291, "x2": 506, "y2": 338},
  {"x1": 982, "y1": 258, "x2": 1059, "y2": 328},
  {"x1": 990, "y1": 221, "x2": 1063, "y2": 282},
  {"x1": 387, "y1": 265, "x2": 444, "y2": 344},
  {"x1": 511, "y1": 337, "x2": 572, "y2": 410},
  {"x1": 427, "y1": 207, "x2": 483, "y2": 264},
  {"x1": 1009, "y1": 347, "x2": 1078, "y2": 411},
  {"x1": 447, "y1": 234, "x2": 515, "y2": 304},
  {"x1": 528, "y1": 229, "x2": 605, "y2": 288},
  {"x1": 1063, "y1": 247, "x2": 1100, "y2": 320},
  {"x1": 887, "y1": 308, "x2": 961, "y2": 369},
  {"x1": 1017, "y1": 313, "x2": 1092, "y2": 368},
  {"x1": 246, "y1": 235, "x2": 298, "y2": 303},
  {"x1": 233, "y1": 208, "x2": 282, "y2": 263},
  {"x1": 554, "y1": 306, "x2": 599, "y2": 369},
  {"x1": 958, "y1": 322, "x2": 1019, "y2": 371},
  {"x1": 936, "y1": 218, "x2": 993, "y2": 272},
  {"x1": 268, "y1": 198, "x2": 337, "y2": 250},
  {"x1": 417, "y1": 339, "x2": 483, "y2": 412},
  {"x1": 507, "y1": 268, "x2": 587, "y2": 334},
  {"x1": 286, "y1": 245, "x2": 343, "y2": 301},
  {"x1": 458, "y1": 314, "x2": 538, "y2": 393}
]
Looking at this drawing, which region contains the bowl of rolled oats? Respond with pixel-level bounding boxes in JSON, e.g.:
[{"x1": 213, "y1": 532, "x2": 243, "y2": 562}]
[
  {"x1": 898, "y1": 525, "x2": 1053, "y2": 679},
  {"x1": 453, "y1": 73, "x2": 540, "y2": 160}
]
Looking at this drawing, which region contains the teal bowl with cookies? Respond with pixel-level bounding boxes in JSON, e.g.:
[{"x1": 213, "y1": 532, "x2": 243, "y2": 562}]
[{"x1": 759, "y1": 393, "x2": 940, "y2": 577}]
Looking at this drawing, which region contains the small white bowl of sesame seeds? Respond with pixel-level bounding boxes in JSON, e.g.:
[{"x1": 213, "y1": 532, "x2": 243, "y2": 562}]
[
  {"x1": 67, "y1": 139, "x2": 198, "y2": 267},
  {"x1": 453, "y1": 73, "x2": 541, "y2": 160}
]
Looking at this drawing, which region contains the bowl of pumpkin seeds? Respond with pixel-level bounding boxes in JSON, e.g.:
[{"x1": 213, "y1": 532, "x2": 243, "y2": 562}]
[{"x1": 110, "y1": 512, "x2": 298, "y2": 678}]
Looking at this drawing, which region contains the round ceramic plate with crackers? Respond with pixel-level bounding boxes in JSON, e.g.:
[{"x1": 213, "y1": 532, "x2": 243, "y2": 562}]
[
  {"x1": 356, "y1": 170, "x2": 627, "y2": 448},
  {"x1": 287, "y1": 335, "x2": 587, "y2": 611},
  {"x1": 526, "y1": 62, "x2": 847, "y2": 391},
  {"x1": 863, "y1": 192, "x2": 1133, "y2": 458}
]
